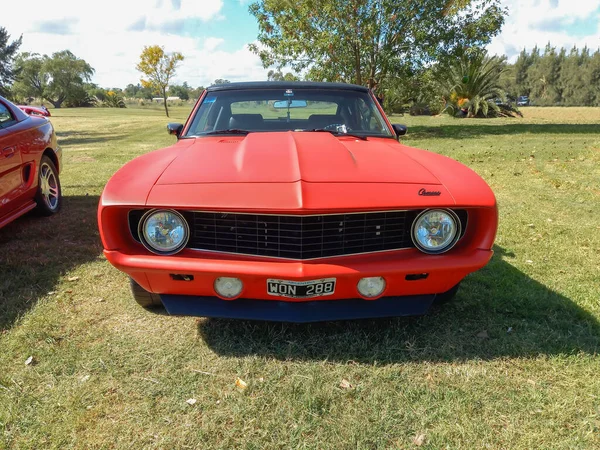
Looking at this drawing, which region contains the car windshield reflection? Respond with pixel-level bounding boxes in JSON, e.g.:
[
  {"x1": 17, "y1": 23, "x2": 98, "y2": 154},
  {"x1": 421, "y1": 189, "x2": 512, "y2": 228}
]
[{"x1": 185, "y1": 87, "x2": 393, "y2": 138}]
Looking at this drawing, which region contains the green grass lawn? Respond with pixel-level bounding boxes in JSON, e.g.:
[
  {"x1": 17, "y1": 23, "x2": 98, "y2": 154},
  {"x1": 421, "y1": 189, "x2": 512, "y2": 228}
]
[{"x1": 1, "y1": 106, "x2": 599, "y2": 449}]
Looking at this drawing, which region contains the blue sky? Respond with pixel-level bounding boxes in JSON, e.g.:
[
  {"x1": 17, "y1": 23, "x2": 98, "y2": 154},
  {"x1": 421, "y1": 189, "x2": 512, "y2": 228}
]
[{"x1": 3, "y1": 0, "x2": 600, "y2": 88}]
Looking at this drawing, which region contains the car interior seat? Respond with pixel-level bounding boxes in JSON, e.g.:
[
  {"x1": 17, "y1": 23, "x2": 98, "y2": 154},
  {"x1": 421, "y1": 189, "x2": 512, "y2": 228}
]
[{"x1": 228, "y1": 114, "x2": 265, "y2": 130}]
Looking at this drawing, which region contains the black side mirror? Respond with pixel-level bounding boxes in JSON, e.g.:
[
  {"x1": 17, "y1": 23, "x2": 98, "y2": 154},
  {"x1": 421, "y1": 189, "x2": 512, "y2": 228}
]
[
  {"x1": 392, "y1": 124, "x2": 407, "y2": 139},
  {"x1": 167, "y1": 123, "x2": 183, "y2": 138}
]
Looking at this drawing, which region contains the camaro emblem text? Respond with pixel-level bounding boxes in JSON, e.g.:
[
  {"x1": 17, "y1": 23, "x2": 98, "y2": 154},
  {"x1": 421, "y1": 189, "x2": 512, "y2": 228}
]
[{"x1": 418, "y1": 188, "x2": 441, "y2": 196}]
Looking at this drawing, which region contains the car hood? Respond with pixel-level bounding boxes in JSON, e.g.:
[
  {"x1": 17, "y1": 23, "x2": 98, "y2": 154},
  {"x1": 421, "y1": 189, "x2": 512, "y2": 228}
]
[{"x1": 155, "y1": 132, "x2": 442, "y2": 185}]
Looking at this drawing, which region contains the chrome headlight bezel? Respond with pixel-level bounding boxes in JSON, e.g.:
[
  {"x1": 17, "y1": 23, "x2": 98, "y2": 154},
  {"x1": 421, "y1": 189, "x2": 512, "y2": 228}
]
[
  {"x1": 411, "y1": 208, "x2": 461, "y2": 254},
  {"x1": 138, "y1": 209, "x2": 190, "y2": 255}
]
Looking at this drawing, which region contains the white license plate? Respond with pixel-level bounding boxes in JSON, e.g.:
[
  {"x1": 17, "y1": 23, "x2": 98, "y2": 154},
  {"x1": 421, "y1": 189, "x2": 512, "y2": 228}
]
[{"x1": 267, "y1": 278, "x2": 336, "y2": 299}]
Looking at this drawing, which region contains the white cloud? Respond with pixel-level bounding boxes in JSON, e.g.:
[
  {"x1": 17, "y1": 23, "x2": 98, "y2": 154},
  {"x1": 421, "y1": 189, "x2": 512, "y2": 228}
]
[
  {"x1": 203, "y1": 37, "x2": 225, "y2": 52},
  {"x1": 2, "y1": 0, "x2": 268, "y2": 88},
  {"x1": 487, "y1": 0, "x2": 600, "y2": 60}
]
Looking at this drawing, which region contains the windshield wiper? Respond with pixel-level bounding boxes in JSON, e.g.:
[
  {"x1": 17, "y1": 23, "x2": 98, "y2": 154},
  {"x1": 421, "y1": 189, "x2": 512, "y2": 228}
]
[
  {"x1": 305, "y1": 128, "x2": 368, "y2": 141},
  {"x1": 202, "y1": 129, "x2": 251, "y2": 136}
]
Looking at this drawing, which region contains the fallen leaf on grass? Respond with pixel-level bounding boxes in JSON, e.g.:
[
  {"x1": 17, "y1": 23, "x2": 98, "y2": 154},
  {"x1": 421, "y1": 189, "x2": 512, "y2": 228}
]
[
  {"x1": 527, "y1": 379, "x2": 536, "y2": 386},
  {"x1": 67, "y1": 276, "x2": 80, "y2": 282},
  {"x1": 413, "y1": 433, "x2": 426, "y2": 446},
  {"x1": 186, "y1": 398, "x2": 197, "y2": 406},
  {"x1": 25, "y1": 356, "x2": 34, "y2": 366},
  {"x1": 339, "y1": 379, "x2": 353, "y2": 389},
  {"x1": 235, "y1": 378, "x2": 248, "y2": 390},
  {"x1": 476, "y1": 330, "x2": 489, "y2": 339}
]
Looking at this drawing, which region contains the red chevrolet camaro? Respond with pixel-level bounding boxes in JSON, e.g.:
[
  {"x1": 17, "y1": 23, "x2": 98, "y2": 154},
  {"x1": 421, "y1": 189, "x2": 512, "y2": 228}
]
[
  {"x1": 0, "y1": 95, "x2": 62, "y2": 229},
  {"x1": 98, "y1": 82, "x2": 497, "y2": 322}
]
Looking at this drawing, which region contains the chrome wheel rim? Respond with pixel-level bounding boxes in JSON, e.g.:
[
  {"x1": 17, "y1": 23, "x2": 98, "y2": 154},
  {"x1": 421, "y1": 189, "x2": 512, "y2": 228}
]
[{"x1": 40, "y1": 162, "x2": 59, "y2": 210}]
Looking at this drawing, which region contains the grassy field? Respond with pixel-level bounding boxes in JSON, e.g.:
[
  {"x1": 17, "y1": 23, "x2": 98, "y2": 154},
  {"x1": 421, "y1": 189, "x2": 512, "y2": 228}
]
[{"x1": 1, "y1": 106, "x2": 599, "y2": 449}]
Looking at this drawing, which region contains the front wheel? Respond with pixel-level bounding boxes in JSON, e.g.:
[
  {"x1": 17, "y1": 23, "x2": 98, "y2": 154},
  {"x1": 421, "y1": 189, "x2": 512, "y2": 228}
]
[
  {"x1": 129, "y1": 278, "x2": 164, "y2": 310},
  {"x1": 35, "y1": 156, "x2": 62, "y2": 215}
]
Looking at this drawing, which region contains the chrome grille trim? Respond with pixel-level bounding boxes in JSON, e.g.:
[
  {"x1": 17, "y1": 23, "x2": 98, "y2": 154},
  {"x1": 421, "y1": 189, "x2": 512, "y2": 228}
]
[{"x1": 186, "y1": 210, "x2": 417, "y2": 260}]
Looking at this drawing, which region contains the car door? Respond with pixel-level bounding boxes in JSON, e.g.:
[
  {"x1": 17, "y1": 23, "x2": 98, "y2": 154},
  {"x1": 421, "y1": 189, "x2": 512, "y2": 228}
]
[{"x1": 0, "y1": 100, "x2": 24, "y2": 215}]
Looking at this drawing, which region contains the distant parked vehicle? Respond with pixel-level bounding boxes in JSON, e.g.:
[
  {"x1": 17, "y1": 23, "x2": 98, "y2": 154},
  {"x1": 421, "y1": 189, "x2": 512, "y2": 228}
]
[
  {"x1": 0, "y1": 96, "x2": 62, "y2": 229},
  {"x1": 17, "y1": 105, "x2": 51, "y2": 117},
  {"x1": 516, "y1": 96, "x2": 530, "y2": 106}
]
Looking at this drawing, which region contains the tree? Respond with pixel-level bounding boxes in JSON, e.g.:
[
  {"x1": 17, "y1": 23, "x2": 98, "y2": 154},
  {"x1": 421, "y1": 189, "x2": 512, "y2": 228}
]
[
  {"x1": 267, "y1": 69, "x2": 299, "y2": 81},
  {"x1": 0, "y1": 27, "x2": 22, "y2": 96},
  {"x1": 190, "y1": 85, "x2": 205, "y2": 100},
  {"x1": 587, "y1": 50, "x2": 600, "y2": 106},
  {"x1": 439, "y1": 51, "x2": 521, "y2": 118},
  {"x1": 124, "y1": 83, "x2": 140, "y2": 98},
  {"x1": 11, "y1": 53, "x2": 48, "y2": 101},
  {"x1": 512, "y1": 48, "x2": 536, "y2": 97},
  {"x1": 136, "y1": 45, "x2": 184, "y2": 117},
  {"x1": 249, "y1": 0, "x2": 506, "y2": 88},
  {"x1": 169, "y1": 82, "x2": 191, "y2": 100},
  {"x1": 528, "y1": 44, "x2": 563, "y2": 105},
  {"x1": 12, "y1": 50, "x2": 94, "y2": 108}
]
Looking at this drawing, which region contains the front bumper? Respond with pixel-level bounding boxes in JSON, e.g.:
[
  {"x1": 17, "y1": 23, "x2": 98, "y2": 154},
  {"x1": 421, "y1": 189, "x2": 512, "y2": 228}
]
[
  {"x1": 105, "y1": 246, "x2": 492, "y2": 303},
  {"x1": 160, "y1": 293, "x2": 436, "y2": 322}
]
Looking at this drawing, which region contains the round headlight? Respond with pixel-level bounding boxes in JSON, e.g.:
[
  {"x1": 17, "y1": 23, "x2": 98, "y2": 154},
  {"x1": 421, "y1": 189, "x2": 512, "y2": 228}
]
[
  {"x1": 411, "y1": 209, "x2": 460, "y2": 254},
  {"x1": 357, "y1": 277, "x2": 386, "y2": 299},
  {"x1": 139, "y1": 209, "x2": 189, "y2": 255}
]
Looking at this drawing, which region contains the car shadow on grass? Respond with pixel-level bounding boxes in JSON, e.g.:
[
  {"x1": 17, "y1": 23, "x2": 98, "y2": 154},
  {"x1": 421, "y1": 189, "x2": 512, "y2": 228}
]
[
  {"x1": 198, "y1": 245, "x2": 599, "y2": 363},
  {"x1": 0, "y1": 195, "x2": 102, "y2": 331},
  {"x1": 55, "y1": 130, "x2": 127, "y2": 147},
  {"x1": 405, "y1": 123, "x2": 600, "y2": 140}
]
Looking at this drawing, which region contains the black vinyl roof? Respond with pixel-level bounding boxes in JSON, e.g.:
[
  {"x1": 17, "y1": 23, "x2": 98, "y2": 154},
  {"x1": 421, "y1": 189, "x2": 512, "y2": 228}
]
[{"x1": 206, "y1": 81, "x2": 369, "y2": 93}]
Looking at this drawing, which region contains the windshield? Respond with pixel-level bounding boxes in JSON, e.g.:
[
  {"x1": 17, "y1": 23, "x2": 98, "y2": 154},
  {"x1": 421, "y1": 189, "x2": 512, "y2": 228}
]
[{"x1": 184, "y1": 88, "x2": 393, "y2": 138}]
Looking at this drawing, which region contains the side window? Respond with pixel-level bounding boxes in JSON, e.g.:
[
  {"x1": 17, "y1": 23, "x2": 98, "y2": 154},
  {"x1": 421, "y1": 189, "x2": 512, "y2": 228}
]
[
  {"x1": 0, "y1": 103, "x2": 15, "y2": 127},
  {"x1": 356, "y1": 98, "x2": 386, "y2": 133},
  {"x1": 187, "y1": 96, "x2": 218, "y2": 134}
]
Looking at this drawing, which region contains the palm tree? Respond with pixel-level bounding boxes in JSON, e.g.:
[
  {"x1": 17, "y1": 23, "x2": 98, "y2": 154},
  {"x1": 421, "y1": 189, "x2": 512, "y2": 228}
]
[{"x1": 440, "y1": 51, "x2": 522, "y2": 118}]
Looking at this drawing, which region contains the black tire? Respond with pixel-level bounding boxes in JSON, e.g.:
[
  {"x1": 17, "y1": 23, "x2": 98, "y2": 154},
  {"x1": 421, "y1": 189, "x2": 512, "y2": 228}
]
[
  {"x1": 433, "y1": 282, "x2": 461, "y2": 305},
  {"x1": 129, "y1": 278, "x2": 164, "y2": 309},
  {"x1": 35, "y1": 155, "x2": 62, "y2": 216}
]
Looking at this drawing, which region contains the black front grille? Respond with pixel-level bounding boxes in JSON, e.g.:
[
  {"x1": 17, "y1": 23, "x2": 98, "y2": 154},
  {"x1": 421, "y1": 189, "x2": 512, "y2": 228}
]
[{"x1": 187, "y1": 211, "x2": 417, "y2": 259}]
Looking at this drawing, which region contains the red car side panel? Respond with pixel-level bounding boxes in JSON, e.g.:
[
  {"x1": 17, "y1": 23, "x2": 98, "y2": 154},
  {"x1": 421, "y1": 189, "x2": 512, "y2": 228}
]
[
  {"x1": 0, "y1": 95, "x2": 58, "y2": 227},
  {"x1": 401, "y1": 146, "x2": 497, "y2": 208},
  {"x1": 99, "y1": 140, "x2": 194, "y2": 207}
]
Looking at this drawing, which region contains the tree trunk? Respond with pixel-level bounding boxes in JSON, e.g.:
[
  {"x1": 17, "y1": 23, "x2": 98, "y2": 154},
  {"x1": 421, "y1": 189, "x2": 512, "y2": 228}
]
[
  {"x1": 46, "y1": 98, "x2": 62, "y2": 108},
  {"x1": 162, "y1": 88, "x2": 169, "y2": 117},
  {"x1": 354, "y1": 43, "x2": 362, "y2": 86}
]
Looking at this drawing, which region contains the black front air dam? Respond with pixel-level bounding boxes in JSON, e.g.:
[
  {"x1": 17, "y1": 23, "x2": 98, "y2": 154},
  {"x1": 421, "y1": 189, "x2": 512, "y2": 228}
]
[{"x1": 159, "y1": 294, "x2": 436, "y2": 323}]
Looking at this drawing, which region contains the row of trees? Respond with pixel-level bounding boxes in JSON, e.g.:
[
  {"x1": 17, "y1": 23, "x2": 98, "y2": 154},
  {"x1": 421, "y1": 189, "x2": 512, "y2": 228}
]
[
  {"x1": 4, "y1": 0, "x2": 600, "y2": 119},
  {"x1": 505, "y1": 45, "x2": 600, "y2": 106},
  {"x1": 1, "y1": 29, "x2": 202, "y2": 114}
]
